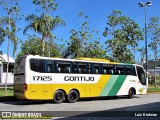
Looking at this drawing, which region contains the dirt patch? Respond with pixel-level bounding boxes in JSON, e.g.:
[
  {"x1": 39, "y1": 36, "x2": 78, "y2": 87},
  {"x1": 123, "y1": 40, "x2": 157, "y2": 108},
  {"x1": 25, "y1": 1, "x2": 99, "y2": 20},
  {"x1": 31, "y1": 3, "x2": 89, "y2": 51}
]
[{"x1": 147, "y1": 92, "x2": 160, "y2": 94}]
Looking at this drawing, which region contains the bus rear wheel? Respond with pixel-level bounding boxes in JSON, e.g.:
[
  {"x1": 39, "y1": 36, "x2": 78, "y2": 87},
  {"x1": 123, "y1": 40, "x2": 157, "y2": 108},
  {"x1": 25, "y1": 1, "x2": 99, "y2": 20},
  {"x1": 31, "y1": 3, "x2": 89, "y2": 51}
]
[
  {"x1": 67, "y1": 90, "x2": 79, "y2": 103},
  {"x1": 128, "y1": 88, "x2": 134, "y2": 99},
  {"x1": 53, "y1": 90, "x2": 65, "y2": 103}
]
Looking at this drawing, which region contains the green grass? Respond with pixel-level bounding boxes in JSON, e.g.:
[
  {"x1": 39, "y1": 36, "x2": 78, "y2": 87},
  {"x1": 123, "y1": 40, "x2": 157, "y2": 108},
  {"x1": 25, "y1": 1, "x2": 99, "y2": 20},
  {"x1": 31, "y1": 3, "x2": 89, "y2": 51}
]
[
  {"x1": 0, "y1": 88, "x2": 13, "y2": 96},
  {"x1": 147, "y1": 87, "x2": 160, "y2": 93}
]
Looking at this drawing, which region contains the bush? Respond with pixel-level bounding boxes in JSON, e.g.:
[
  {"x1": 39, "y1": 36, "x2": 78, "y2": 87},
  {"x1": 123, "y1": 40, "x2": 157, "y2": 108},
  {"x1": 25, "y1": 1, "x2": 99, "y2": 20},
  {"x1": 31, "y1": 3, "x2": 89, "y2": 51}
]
[{"x1": 148, "y1": 76, "x2": 160, "y2": 86}]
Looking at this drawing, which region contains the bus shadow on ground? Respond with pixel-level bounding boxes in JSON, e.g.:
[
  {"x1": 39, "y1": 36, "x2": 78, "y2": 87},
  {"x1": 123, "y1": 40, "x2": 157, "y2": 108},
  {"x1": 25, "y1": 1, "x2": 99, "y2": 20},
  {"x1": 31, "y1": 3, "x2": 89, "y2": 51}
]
[
  {"x1": 55, "y1": 102, "x2": 160, "y2": 120},
  {"x1": 0, "y1": 96, "x2": 47, "y2": 105},
  {"x1": 0, "y1": 95, "x2": 140, "y2": 105},
  {"x1": 0, "y1": 96, "x2": 17, "y2": 102},
  {"x1": 78, "y1": 95, "x2": 140, "y2": 102}
]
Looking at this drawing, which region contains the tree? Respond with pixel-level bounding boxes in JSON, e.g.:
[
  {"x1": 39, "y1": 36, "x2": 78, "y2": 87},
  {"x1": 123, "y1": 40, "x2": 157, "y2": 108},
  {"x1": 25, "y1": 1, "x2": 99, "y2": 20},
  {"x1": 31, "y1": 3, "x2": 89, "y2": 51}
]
[
  {"x1": 0, "y1": 0, "x2": 19, "y2": 96},
  {"x1": 0, "y1": 24, "x2": 5, "y2": 45},
  {"x1": 16, "y1": 36, "x2": 61, "y2": 60},
  {"x1": 83, "y1": 40, "x2": 108, "y2": 59},
  {"x1": 23, "y1": 0, "x2": 65, "y2": 56},
  {"x1": 147, "y1": 17, "x2": 160, "y2": 89},
  {"x1": 103, "y1": 10, "x2": 143, "y2": 63},
  {"x1": 62, "y1": 29, "x2": 82, "y2": 58},
  {"x1": 63, "y1": 12, "x2": 108, "y2": 59},
  {"x1": 138, "y1": 47, "x2": 145, "y2": 64},
  {"x1": 0, "y1": 17, "x2": 17, "y2": 55}
]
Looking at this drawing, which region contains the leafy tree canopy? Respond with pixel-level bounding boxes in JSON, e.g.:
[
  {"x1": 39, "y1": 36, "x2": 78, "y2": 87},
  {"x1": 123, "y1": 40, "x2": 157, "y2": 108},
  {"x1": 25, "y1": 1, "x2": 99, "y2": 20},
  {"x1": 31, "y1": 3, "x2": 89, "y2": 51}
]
[
  {"x1": 103, "y1": 10, "x2": 143, "y2": 63},
  {"x1": 16, "y1": 36, "x2": 61, "y2": 60}
]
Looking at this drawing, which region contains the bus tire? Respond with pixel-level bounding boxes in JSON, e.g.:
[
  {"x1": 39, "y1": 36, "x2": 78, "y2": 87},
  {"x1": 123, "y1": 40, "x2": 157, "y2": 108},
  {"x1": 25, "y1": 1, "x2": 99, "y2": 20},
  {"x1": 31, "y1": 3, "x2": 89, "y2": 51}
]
[
  {"x1": 67, "y1": 90, "x2": 79, "y2": 103},
  {"x1": 128, "y1": 88, "x2": 134, "y2": 99},
  {"x1": 53, "y1": 90, "x2": 65, "y2": 103}
]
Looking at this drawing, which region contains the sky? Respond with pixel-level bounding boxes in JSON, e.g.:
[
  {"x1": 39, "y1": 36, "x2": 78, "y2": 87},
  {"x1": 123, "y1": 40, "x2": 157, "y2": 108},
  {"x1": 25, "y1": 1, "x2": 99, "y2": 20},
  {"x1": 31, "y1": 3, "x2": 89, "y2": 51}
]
[{"x1": 0, "y1": 0, "x2": 160, "y2": 61}]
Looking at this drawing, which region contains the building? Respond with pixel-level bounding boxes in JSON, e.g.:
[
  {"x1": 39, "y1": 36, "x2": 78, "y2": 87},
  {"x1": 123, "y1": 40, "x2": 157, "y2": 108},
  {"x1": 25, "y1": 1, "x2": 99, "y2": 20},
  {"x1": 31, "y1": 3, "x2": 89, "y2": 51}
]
[
  {"x1": 148, "y1": 68, "x2": 160, "y2": 77},
  {"x1": 0, "y1": 54, "x2": 15, "y2": 85}
]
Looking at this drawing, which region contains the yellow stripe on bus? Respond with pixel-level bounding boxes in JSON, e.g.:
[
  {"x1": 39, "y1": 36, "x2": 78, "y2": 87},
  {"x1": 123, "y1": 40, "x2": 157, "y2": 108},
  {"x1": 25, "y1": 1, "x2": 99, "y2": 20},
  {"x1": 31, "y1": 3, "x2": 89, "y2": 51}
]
[{"x1": 14, "y1": 75, "x2": 112, "y2": 100}]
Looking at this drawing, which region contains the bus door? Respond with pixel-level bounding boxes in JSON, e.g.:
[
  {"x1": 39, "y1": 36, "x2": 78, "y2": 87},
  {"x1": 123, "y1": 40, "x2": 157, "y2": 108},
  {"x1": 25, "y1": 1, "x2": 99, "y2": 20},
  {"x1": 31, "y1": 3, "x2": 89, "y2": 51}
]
[
  {"x1": 136, "y1": 66, "x2": 147, "y2": 93},
  {"x1": 136, "y1": 66, "x2": 146, "y2": 85}
]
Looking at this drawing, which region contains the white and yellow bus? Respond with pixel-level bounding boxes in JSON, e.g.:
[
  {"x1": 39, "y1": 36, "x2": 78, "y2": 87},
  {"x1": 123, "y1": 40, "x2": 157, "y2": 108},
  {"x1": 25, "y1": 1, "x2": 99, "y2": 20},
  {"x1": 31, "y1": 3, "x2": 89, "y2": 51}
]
[{"x1": 14, "y1": 55, "x2": 147, "y2": 103}]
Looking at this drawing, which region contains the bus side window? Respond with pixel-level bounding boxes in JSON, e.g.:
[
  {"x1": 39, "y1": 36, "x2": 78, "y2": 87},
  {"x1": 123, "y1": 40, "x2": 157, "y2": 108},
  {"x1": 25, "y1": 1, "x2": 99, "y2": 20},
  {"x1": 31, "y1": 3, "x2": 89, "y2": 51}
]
[
  {"x1": 125, "y1": 66, "x2": 132, "y2": 75},
  {"x1": 37, "y1": 60, "x2": 45, "y2": 72},
  {"x1": 114, "y1": 66, "x2": 125, "y2": 75},
  {"x1": 132, "y1": 67, "x2": 136, "y2": 76},
  {"x1": 56, "y1": 62, "x2": 71, "y2": 73},
  {"x1": 72, "y1": 63, "x2": 78, "y2": 73},
  {"x1": 55, "y1": 62, "x2": 61, "y2": 73},
  {"x1": 103, "y1": 69, "x2": 107, "y2": 74},
  {"x1": 88, "y1": 64, "x2": 92, "y2": 74},
  {"x1": 102, "y1": 65, "x2": 113, "y2": 74},
  {"x1": 58, "y1": 67, "x2": 61, "y2": 73},
  {"x1": 30, "y1": 59, "x2": 44, "y2": 72},
  {"x1": 77, "y1": 63, "x2": 87, "y2": 74},
  {"x1": 93, "y1": 64, "x2": 100, "y2": 74},
  {"x1": 45, "y1": 61, "x2": 54, "y2": 73},
  {"x1": 125, "y1": 66, "x2": 136, "y2": 75},
  {"x1": 30, "y1": 59, "x2": 36, "y2": 71},
  {"x1": 65, "y1": 67, "x2": 71, "y2": 73}
]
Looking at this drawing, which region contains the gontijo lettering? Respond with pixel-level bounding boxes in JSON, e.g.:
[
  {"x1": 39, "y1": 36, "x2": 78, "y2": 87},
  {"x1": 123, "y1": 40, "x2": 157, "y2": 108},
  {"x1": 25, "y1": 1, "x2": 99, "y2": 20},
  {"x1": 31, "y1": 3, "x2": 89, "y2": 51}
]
[{"x1": 64, "y1": 76, "x2": 94, "y2": 81}]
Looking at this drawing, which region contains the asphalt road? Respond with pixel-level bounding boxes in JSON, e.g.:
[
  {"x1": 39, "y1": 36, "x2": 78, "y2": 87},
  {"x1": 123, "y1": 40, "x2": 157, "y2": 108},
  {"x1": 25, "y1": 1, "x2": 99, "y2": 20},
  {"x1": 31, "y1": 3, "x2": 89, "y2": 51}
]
[{"x1": 0, "y1": 94, "x2": 160, "y2": 119}]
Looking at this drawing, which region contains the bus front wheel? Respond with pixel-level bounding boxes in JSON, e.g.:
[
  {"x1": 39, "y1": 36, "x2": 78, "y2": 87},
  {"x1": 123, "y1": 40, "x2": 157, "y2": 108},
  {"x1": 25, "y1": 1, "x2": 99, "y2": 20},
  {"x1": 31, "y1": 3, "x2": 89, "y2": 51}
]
[
  {"x1": 128, "y1": 88, "x2": 134, "y2": 99},
  {"x1": 53, "y1": 90, "x2": 65, "y2": 103},
  {"x1": 67, "y1": 90, "x2": 79, "y2": 103}
]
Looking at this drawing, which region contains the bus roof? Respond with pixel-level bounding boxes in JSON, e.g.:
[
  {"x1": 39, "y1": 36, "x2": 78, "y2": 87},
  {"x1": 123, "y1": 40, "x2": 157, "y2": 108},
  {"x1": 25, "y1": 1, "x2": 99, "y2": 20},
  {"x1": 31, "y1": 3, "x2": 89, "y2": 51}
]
[
  {"x1": 24, "y1": 55, "x2": 141, "y2": 66},
  {"x1": 25, "y1": 55, "x2": 110, "y2": 64},
  {"x1": 75, "y1": 58, "x2": 110, "y2": 62}
]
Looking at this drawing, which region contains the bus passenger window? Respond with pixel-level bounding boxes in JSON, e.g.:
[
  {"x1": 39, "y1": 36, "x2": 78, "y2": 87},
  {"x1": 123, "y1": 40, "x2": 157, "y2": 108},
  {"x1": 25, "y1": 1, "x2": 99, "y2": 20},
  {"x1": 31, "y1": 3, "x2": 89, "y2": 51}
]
[
  {"x1": 94, "y1": 65, "x2": 100, "y2": 74},
  {"x1": 126, "y1": 66, "x2": 132, "y2": 75},
  {"x1": 88, "y1": 64, "x2": 92, "y2": 74},
  {"x1": 47, "y1": 65, "x2": 51, "y2": 72},
  {"x1": 30, "y1": 59, "x2": 36, "y2": 71},
  {"x1": 37, "y1": 60, "x2": 44, "y2": 72},
  {"x1": 77, "y1": 63, "x2": 87, "y2": 74},
  {"x1": 58, "y1": 67, "x2": 61, "y2": 73},
  {"x1": 72, "y1": 63, "x2": 78, "y2": 73},
  {"x1": 78, "y1": 68, "x2": 82, "y2": 73},
  {"x1": 95, "y1": 69, "x2": 98, "y2": 74},
  {"x1": 102, "y1": 65, "x2": 113, "y2": 74},
  {"x1": 132, "y1": 67, "x2": 136, "y2": 76},
  {"x1": 46, "y1": 64, "x2": 53, "y2": 73},
  {"x1": 114, "y1": 66, "x2": 125, "y2": 75},
  {"x1": 56, "y1": 62, "x2": 71, "y2": 73},
  {"x1": 30, "y1": 59, "x2": 45, "y2": 72},
  {"x1": 125, "y1": 66, "x2": 136, "y2": 76},
  {"x1": 65, "y1": 67, "x2": 71, "y2": 73},
  {"x1": 103, "y1": 69, "x2": 107, "y2": 74}
]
